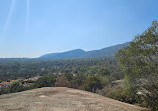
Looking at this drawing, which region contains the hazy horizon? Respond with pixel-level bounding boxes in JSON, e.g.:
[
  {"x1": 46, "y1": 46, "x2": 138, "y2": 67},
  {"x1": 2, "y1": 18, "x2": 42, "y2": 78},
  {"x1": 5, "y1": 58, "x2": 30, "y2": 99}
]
[
  {"x1": 0, "y1": 0, "x2": 158, "y2": 58},
  {"x1": 0, "y1": 41, "x2": 130, "y2": 58}
]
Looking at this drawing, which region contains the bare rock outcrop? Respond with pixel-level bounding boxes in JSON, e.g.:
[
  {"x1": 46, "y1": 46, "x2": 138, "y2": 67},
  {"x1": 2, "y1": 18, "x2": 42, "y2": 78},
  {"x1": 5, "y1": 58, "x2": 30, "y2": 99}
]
[{"x1": 0, "y1": 87, "x2": 148, "y2": 111}]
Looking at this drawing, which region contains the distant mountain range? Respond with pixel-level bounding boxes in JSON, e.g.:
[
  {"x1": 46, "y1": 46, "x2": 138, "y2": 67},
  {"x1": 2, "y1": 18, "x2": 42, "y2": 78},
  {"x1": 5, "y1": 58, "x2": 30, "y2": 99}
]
[
  {"x1": 0, "y1": 42, "x2": 129, "y2": 61},
  {"x1": 38, "y1": 42, "x2": 130, "y2": 60}
]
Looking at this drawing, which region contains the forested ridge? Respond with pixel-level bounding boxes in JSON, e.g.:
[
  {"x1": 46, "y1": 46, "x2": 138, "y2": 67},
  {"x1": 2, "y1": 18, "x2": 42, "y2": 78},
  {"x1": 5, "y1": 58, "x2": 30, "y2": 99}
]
[{"x1": 39, "y1": 42, "x2": 129, "y2": 60}]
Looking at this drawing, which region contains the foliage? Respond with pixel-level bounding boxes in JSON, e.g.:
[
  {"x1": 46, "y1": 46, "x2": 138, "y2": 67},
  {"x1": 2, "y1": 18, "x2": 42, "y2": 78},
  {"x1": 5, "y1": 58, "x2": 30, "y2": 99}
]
[
  {"x1": 107, "y1": 85, "x2": 138, "y2": 104},
  {"x1": 64, "y1": 73, "x2": 73, "y2": 81},
  {"x1": 0, "y1": 58, "x2": 121, "y2": 81},
  {"x1": 97, "y1": 68, "x2": 110, "y2": 76},
  {"x1": 71, "y1": 73, "x2": 86, "y2": 88},
  {"x1": 116, "y1": 20, "x2": 158, "y2": 110},
  {"x1": 55, "y1": 75, "x2": 71, "y2": 87},
  {"x1": 35, "y1": 75, "x2": 56, "y2": 88},
  {"x1": 9, "y1": 82, "x2": 23, "y2": 93},
  {"x1": 83, "y1": 75, "x2": 103, "y2": 93},
  {"x1": 0, "y1": 57, "x2": 123, "y2": 96}
]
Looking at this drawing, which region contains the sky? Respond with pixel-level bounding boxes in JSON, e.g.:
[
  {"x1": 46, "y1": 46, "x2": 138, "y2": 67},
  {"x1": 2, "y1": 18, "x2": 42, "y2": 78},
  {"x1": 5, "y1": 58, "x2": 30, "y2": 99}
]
[{"x1": 0, "y1": 0, "x2": 158, "y2": 58}]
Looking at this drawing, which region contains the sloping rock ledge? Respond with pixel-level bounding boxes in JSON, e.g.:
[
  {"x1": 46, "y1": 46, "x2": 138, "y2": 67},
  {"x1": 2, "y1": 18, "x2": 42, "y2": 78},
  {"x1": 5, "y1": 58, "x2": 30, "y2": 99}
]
[{"x1": 0, "y1": 87, "x2": 148, "y2": 111}]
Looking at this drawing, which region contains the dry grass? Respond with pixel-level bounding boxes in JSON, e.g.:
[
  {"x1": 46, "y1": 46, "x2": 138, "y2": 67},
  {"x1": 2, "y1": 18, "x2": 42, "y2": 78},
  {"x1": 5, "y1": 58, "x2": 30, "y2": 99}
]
[{"x1": 0, "y1": 87, "x2": 149, "y2": 111}]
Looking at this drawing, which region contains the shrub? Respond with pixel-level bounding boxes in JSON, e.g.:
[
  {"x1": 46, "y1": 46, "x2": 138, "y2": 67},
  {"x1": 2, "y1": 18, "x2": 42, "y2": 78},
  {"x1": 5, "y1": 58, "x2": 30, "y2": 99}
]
[
  {"x1": 55, "y1": 75, "x2": 71, "y2": 87},
  {"x1": 83, "y1": 75, "x2": 103, "y2": 93},
  {"x1": 36, "y1": 75, "x2": 56, "y2": 88},
  {"x1": 71, "y1": 73, "x2": 86, "y2": 88},
  {"x1": 9, "y1": 82, "x2": 23, "y2": 93}
]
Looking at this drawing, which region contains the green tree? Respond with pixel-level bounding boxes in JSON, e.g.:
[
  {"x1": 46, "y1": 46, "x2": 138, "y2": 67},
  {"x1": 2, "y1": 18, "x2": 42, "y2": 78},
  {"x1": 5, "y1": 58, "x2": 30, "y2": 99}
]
[
  {"x1": 64, "y1": 73, "x2": 73, "y2": 81},
  {"x1": 97, "y1": 68, "x2": 110, "y2": 76},
  {"x1": 9, "y1": 82, "x2": 23, "y2": 93},
  {"x1": 116, "y1": 21, "x2": 158, "y2": 110},
  {"x1": 71, "y1": 73, "x2": 86, "y2": 88},
  {"x1": 36, "y1": 75, "x2": 56, "y2": 88},
  {"x1": 83, "y1": 75, "x2": 103, "y2": 93}
]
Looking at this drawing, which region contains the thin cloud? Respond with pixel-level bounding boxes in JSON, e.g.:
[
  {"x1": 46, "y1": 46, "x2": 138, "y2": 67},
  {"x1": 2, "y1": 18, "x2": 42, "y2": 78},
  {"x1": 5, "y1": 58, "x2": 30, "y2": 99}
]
[{"x1": 1, "y1": 0, "x2": 17, "y2": 38}]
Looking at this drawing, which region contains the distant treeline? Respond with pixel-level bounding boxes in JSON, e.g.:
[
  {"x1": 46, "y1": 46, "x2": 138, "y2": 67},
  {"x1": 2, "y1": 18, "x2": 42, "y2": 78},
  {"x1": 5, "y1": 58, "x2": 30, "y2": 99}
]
[
  {"x1": 0, "y1": 57, "x2": 122, "y2": 81},
  {"x1": 0, "y1": 57, "x2": 124, "y2": 101}
]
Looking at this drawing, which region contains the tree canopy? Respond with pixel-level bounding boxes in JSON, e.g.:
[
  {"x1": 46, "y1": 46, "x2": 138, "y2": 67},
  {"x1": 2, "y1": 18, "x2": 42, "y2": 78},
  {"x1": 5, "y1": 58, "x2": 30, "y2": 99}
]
[{"x1": 116, "y1": 20, "x2": 158, "y2": 110}]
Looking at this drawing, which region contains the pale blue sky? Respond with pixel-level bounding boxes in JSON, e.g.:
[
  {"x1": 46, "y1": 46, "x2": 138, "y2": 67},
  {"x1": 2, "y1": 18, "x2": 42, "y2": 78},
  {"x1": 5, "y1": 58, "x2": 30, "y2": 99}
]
[{"x1": 0, "y1": 0, "x2": 158, "y2": 58}]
